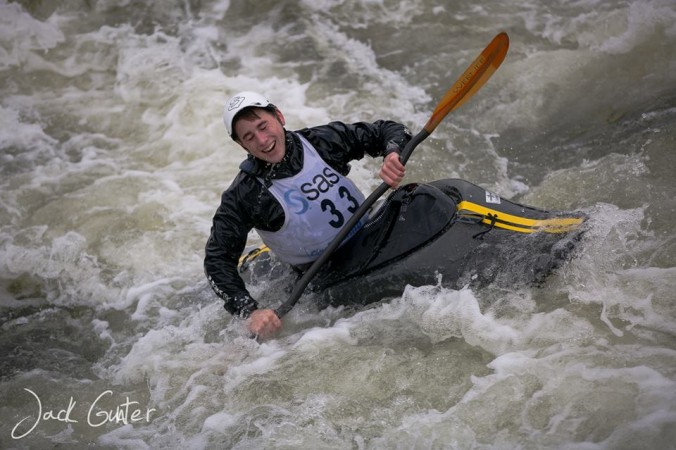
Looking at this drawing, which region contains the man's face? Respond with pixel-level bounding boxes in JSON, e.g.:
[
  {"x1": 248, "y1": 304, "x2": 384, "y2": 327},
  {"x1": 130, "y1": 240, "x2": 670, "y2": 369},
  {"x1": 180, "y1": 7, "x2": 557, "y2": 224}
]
[{"x1": 234, "y1": 108, "x2": 287, "y2": 164}]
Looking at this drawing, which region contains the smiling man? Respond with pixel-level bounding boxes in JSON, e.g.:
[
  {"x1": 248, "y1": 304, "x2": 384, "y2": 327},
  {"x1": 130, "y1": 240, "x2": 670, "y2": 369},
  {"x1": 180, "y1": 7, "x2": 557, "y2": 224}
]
[{"x1": 204, "y1": 91, "x2": 411, "y2": 337}]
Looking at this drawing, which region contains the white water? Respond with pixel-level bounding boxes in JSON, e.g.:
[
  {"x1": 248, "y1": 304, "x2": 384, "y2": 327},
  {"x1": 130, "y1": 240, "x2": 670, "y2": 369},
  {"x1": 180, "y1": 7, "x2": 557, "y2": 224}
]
[{"x1": 1, "y1": 0, "x2": 675, "y2": 448}]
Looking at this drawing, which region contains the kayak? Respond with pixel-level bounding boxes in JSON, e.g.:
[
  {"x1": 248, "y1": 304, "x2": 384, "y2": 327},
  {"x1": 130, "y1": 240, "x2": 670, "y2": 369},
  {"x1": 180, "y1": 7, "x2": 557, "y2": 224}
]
[{"x1": 238, "y1": 178, "x2": 587, "y2": 307}]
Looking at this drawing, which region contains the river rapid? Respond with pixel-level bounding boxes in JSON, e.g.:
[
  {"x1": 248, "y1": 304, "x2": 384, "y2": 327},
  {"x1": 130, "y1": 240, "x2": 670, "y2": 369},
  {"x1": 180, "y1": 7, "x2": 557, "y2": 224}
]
[{"x1": 1, "y1": 0, "x2": 675, "y2": 448}]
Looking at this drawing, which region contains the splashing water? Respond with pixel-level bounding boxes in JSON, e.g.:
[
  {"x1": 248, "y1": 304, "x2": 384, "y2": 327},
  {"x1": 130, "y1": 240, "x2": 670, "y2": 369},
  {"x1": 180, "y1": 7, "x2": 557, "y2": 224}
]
[{"x1": 1, "y1": 0, "x2": 675, "y2": 448}]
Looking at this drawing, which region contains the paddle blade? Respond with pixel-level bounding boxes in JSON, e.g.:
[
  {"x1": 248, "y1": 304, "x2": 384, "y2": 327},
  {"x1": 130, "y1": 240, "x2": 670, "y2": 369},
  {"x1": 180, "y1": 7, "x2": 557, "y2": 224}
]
[{"x1": 423, "y1": 32, "x2": 509, "y2": 134}]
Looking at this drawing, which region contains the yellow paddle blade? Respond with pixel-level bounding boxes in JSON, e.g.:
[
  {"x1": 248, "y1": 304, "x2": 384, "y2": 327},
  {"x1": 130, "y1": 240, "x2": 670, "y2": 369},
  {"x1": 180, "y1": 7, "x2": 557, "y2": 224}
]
[{"x1": 423, "y1": 32, "x2": 509, "y2": 134}]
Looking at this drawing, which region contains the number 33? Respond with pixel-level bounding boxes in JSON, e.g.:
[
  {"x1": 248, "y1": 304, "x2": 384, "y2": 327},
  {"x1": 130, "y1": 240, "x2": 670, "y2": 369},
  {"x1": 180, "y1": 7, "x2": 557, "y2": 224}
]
[{"x1": 320, "y1": 186, "x2": 359, "y2": 228}]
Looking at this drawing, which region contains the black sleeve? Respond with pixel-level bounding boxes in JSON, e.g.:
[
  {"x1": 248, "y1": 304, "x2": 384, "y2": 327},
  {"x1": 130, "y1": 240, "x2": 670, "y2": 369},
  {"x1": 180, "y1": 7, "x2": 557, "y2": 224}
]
[
  {"x1": 301, "y1": 120, "x2": 412, "y2": 174},
  {"x1": 204, "y1": 173, "x2": 261, "y2": 318}
]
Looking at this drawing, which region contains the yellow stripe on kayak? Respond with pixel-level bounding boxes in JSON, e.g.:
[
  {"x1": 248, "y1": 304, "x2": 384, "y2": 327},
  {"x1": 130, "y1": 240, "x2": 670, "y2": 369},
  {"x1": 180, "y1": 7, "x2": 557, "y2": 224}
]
[
  {"x1": 456, "y1": 201, "x2": 585, "y2": 234},
  {"x1": 238, "y1": 244, "x2": 270, "y2": 265}
]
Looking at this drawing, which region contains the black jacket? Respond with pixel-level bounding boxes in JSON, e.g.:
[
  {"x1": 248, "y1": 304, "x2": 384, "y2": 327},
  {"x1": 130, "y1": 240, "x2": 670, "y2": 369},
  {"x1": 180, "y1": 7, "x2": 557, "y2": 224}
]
[{"x1": 204, "y1": 120, "x2": 412, "y2": 317}]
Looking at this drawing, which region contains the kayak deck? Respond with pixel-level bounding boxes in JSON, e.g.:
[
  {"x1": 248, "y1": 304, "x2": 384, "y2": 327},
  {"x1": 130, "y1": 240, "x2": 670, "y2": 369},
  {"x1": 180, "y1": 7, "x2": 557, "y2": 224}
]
[{"x1": 238, "y1": 179, "x2": 588, "y2": 306}]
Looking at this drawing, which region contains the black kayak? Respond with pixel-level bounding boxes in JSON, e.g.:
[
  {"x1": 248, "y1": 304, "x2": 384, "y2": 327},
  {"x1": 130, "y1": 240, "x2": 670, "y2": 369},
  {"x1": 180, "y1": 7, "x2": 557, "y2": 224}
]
[{"x1": 238, "y1": 179, "x2": 587, "y2": 307}]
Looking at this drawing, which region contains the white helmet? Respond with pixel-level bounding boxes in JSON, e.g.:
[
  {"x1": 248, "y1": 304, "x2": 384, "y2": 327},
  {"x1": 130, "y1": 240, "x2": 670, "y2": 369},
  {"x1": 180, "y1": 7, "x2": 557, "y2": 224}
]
[{"x1": 223, "y1": 91, "x2": 272, "y2": 137}]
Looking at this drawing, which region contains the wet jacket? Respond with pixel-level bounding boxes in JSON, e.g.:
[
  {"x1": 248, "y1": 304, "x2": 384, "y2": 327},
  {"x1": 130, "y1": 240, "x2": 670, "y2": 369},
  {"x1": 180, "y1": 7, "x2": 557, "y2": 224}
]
[{"x1": 204, "y1": 120, "x2": 412, "y2": 318}]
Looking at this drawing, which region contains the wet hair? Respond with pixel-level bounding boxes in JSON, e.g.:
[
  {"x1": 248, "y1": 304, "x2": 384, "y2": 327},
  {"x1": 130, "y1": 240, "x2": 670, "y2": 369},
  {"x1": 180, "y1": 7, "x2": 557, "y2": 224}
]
[{"x1": 231, "y1": 104, "x2": 278, "y2": 142}]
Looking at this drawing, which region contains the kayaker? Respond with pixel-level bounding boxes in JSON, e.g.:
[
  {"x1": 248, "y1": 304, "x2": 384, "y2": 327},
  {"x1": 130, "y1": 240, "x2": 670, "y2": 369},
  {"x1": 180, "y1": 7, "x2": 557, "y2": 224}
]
[{"x1": 204, "y1": 91, "x2": 412, "y2": 338}]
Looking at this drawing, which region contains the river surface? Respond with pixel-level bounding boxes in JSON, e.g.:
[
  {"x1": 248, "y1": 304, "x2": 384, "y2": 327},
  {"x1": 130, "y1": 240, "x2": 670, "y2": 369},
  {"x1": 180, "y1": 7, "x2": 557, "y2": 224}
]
[{"x1": 1, "y1": 0, "x2": 675, "y2": 448}]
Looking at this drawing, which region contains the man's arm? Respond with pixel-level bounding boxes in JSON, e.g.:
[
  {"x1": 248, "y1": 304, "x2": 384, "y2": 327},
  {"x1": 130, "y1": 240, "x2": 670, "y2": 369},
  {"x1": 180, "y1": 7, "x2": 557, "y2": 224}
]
[
  {"x1": 204, "y1": 176, "x2": 259, "y2": 318},
  {"x1": 300, "y1": 120, "x2": 412, "y2": 175},
  {"x1": 339, "y1": 119, "x2": 412, "y2": 159}
]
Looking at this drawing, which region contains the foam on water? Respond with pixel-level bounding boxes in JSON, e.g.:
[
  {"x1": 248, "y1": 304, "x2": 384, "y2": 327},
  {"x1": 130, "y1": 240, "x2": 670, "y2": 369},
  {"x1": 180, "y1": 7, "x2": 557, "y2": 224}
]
[
  {"x1": 1, "y1": 0, "x2": 675, "y2": 448},
  {"x1": 0, "y1": 2, "x2": 64, "y2": 68}
]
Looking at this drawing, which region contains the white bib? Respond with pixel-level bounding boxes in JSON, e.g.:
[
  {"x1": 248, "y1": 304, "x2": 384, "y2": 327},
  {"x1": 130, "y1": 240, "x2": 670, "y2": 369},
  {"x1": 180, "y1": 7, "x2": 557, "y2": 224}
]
[{"x1": 256, "y1": 134, "x2": 367, "y2": 265}]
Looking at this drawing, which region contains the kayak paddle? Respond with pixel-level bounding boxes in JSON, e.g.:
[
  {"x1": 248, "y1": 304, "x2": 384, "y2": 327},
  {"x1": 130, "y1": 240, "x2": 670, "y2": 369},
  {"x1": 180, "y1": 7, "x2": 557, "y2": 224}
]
[{"x1": 274, "y1": 32, "x2": 510, "y2": 318}]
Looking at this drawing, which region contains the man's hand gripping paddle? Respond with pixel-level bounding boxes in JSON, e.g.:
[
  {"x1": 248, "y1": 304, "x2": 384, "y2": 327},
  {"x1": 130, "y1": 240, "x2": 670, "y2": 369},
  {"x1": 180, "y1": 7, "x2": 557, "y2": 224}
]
[{"x1": 274, "y1": 32, "x2": 510, "y2": 318}]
